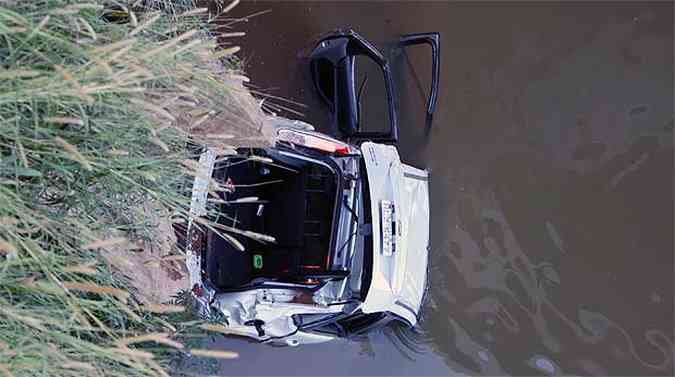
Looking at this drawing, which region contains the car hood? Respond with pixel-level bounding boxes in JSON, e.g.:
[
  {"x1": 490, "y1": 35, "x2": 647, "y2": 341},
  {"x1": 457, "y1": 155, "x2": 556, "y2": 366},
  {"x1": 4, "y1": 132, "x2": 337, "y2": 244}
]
[{"x1": 359, "y1": 142, "x2": 430, "y2": 326}]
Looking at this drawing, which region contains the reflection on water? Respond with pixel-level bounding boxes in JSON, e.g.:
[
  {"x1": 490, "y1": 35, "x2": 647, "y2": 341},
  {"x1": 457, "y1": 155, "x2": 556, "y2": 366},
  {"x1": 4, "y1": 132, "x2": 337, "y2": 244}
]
[
  {"x1": 217, "y1": 2, "x2": 673, "y2": 376},
  {"x1": 426, "y1": 157, "x2": 673, "y2": 374}
]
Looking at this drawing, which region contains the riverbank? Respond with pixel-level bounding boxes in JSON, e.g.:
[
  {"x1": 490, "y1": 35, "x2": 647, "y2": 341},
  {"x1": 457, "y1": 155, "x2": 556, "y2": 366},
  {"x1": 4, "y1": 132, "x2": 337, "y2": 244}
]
[{"x1": 0, "y1": 1, "x2": 268, "y2": 376}]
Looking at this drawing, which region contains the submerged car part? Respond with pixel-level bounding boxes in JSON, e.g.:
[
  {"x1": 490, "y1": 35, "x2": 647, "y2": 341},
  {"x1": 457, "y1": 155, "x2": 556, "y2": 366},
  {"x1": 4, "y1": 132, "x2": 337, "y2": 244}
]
[{"x1": 310, "y1": 29, "x2": 440, "y2": 142}]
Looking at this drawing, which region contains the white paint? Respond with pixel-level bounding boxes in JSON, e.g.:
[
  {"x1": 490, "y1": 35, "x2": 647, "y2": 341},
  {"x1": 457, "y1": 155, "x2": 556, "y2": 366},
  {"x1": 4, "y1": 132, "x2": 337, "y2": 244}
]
[{"x1": 360, "y1": 142, "x2": 430, "y2": 326}]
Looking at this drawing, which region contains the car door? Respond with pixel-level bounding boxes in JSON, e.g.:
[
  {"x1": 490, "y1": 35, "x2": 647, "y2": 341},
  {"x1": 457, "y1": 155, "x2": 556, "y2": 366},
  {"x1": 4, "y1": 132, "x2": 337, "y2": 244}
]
[{"x1": 310, "y1": 30, "x2": 440, "y2": 143}]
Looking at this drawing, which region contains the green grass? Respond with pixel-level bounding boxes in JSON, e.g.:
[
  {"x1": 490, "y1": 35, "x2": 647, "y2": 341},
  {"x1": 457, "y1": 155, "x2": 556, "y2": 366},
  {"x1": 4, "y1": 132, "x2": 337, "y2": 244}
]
[{"x1": 0, "y1": 0, "x2": 256, "y2": 375}]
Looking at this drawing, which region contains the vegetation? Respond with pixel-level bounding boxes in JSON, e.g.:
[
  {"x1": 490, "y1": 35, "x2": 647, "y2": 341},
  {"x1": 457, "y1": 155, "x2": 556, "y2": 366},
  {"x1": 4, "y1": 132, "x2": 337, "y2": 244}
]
[{"x1": 0, "y1": 0, "x2": 260, "y2": 375}]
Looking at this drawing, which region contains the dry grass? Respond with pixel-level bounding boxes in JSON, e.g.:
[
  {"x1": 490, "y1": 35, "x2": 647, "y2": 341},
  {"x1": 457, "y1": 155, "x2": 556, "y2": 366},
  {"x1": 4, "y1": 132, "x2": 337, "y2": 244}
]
[
  {"x1": 0, "y1": 0, "x2": 264, "y2": 376},
  {"x1": 188, "y1": 349, "x2": 239, "y2": 360},
  {"x1": 142, "y1": 303, "x2": 186, "y2": 314},
  {"x1": 117, "y1": 332, "x2": 184, "y2": 349}
]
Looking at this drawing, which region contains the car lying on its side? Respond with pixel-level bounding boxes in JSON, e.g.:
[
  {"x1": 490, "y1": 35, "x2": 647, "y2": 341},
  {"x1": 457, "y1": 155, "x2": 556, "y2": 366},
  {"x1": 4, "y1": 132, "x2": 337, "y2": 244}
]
[{"x1": 178, "y1": 30, "x2": 439, "y2": 346}]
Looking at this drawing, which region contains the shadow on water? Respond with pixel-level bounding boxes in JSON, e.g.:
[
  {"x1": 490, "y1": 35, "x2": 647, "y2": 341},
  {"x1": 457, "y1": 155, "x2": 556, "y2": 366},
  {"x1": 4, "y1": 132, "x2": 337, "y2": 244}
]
[{"x1": 208, "y1": 2, "x2": 674, "y2": 376}]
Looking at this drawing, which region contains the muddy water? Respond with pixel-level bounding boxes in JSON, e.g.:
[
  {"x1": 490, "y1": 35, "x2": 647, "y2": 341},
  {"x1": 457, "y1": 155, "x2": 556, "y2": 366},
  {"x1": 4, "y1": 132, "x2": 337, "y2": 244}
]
[{"x1": 206, "y1": 2, "x2": 674, "y2": 376}]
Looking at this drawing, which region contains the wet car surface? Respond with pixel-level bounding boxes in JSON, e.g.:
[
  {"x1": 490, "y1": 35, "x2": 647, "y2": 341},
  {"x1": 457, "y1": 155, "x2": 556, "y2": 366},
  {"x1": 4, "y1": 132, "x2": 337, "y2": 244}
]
[{"x1": 203, "y1": 2, "x2": 673, "y2": 376}]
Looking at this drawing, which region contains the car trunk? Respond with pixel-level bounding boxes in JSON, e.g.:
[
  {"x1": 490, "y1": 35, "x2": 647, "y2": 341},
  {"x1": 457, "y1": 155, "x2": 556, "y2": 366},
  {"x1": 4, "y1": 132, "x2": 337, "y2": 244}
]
[{"x1": 204, "y1": 151, "x2": 339, "y2": 290}]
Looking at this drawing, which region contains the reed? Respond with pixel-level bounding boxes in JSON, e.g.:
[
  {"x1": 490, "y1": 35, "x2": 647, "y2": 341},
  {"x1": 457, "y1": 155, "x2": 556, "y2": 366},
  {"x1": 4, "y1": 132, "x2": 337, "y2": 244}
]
[{"x1": 0, "y1": 0, "x2": 258, "y2": 375}]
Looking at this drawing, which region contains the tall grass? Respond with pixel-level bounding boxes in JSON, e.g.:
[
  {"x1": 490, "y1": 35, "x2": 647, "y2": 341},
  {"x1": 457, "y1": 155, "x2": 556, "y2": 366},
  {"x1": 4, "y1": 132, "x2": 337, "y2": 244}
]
[{"x1": 0, "y1": 0, "x2": 260, "y2": 375}]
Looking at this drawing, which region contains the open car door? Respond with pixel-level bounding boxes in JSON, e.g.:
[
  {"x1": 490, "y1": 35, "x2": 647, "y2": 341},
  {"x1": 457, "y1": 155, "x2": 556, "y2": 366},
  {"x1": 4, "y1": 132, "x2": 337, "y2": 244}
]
[{"x1": 310, "y1": 29, "x2": 440, "y2": 143}]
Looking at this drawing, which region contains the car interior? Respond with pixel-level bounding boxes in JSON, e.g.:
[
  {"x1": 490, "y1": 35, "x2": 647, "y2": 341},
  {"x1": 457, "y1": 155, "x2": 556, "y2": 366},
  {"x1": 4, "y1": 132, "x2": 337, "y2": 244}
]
[{"x1": 204, "y1": 151, "x2": 340, "y2": 290}]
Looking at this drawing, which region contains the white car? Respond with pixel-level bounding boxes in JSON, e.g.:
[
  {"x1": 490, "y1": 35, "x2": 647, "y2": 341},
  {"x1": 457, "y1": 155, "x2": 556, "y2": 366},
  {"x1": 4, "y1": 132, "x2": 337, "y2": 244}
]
[{"x1": 180, "y1": 29, "x2": 438, "y2": 346}]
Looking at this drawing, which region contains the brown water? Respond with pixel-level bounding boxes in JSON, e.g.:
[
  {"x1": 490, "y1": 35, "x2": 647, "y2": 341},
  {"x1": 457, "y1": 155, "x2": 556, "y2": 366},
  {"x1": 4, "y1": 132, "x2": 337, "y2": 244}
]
[{"x1": 204, "y1": 2, "x2": 674, "y2": 376}]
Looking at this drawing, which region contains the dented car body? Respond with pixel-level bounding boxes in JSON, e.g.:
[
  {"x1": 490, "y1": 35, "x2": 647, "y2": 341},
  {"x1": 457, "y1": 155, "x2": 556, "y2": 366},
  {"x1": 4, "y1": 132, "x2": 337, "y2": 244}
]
[{"x1": 180, "y1": 30, "x2": 437, "y2": 346}]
